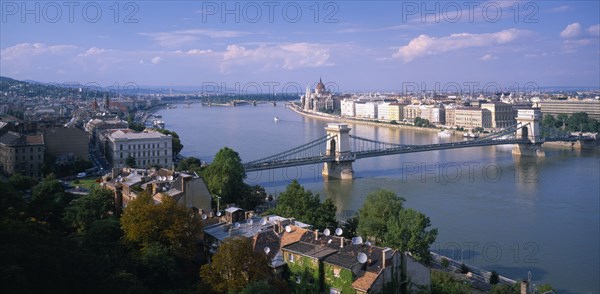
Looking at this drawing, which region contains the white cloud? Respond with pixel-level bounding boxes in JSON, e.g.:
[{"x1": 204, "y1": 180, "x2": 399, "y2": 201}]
[
  {"x1": 588, "y1": 24, "x2": 600, "y2": 36},
  {"x1": 560, "y1": 23, "x2": 582, "y2": 38},
  {"x1": 551, "y1": 5, "x2": 572, "y2": 12},
  {"x1": 1, "y1": 43, "x2": 77, "y2": 60},
  {"x1": 139, "y1": 29, "x2": 250, "y2": 47},
  {"x1": 222, "y1": 43, "x2": 333, "y2": 71},
  {"x1": 393, "y1": 29, "x2": 529, "y2": 62},
  {"x1": 175, "y1": 49, "x2": 213, "y2": 55},
  {"x1": 78, "y1": 47, "x2": 106, "y2": 57},
  {"x1": 151, "y1": 56, "x2": 162, "y2": 64},
  {"x1": 480, "y1": 54, "x2": 497, "y2": 61}
]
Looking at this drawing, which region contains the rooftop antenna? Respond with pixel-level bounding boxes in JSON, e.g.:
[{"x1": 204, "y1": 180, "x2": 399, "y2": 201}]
[{"x1": 357, "y1": 252, "x2": 368, "y2": 264}]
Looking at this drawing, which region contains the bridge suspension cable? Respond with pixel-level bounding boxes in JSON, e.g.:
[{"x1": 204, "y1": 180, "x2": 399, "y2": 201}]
[{"x1": 244, "y1": 134, "x2": 332, "y2": 166}]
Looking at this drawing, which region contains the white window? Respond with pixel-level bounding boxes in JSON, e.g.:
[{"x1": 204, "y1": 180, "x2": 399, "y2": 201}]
[
  {"x1": 333, "y1": 267, "x2": 340, "y2": 278},
  {"x1": 289, "y1": 253, "x2": 295, "y2": 263},
  {"x1": 330, "y1": 288, "x2": 341, "y2": 294},
  {"x1": 295, "y1": 275, "x2": 301, "y2": 284}
]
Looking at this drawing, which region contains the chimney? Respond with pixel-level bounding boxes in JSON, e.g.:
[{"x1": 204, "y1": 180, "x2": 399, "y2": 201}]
[
  {"x1": 520, "y1": 281, "x2": 528, "y2": 294},
  {"x1": 382, "y1": 248, "x2": 391, "y2": 269},
  {"x1": 314, "y1": 229, "x2": 319, "y2": 240},
  {"x1": 340, "y1": 237, "x2": 344, "y2": 248}
]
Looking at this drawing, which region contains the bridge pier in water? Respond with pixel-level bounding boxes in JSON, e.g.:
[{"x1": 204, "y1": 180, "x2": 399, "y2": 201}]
[
  {"x1": 512, "y1": 109, "x2": 546, "y2": 157},
  {"x1": 322, "y1": 123, "x2": 355, "y2": 180}
]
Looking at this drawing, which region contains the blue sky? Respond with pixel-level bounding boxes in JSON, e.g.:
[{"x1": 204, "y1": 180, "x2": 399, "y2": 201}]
[{"x1": 1, "y1": 1, "x2": 599, "y2": 92}]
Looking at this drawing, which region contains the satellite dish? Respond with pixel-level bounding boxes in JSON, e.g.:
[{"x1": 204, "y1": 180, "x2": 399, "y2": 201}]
[
  {"x1": 335, "y1": 228, "x2": 343, "y2": 236},
  {"x1": 201, "y1": 214, "x2": 207, "y2": 220},
  {"x1": 234, "y1": 222, "x2": 240, "y2": 229},
  {"x1": 216, "y1": 211, "x2": 222, "y2": 217},
  {"x1": 264, "y1": 246, "x2": 270, "y2": 254},
  {"x1": 323, "y1": 228, "x2": 331, "y2": 236},
  {"x1": 260, "y1": 218, "x2": 267, "y2": 226},
  {"x1": 327, "y1": 239, "x2": 333, "y2": 244},
  {"x1": 285, "y1": 225, "x2": 292, "y2": 233},
  {"x1": 365, "y1": 241, "x2": 371, "y2": 247},
  {"x1": 357, "y1": 253, "x2": 368, "y2": 264},
  {"x1": 247, "y1": 219, "x2": 254, "y2": 225},
  {"x1": 352, "y1": 236, "x2": 363, "y2": 245}
]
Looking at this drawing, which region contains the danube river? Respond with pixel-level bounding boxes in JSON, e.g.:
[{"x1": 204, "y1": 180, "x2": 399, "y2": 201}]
[{"x1": 157, "y1": 103, "x2": 599, "y2": 293}]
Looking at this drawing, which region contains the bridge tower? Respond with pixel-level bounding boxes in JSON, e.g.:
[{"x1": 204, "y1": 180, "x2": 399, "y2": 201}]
[
  {"x1": 322, "y1": 123, "x2": 354, "y2": 180},
  {"x1": 512, "y1": 108, "x2": 545, "y2": 157}
]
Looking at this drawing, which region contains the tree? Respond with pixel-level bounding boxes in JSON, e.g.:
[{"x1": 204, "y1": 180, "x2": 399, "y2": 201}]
[
  {"x1": 178, "y1": 156, "x2": 203, "y2": 172},
  {"x1": 537, "y1": 283, "x2": 555, "y2": 293},
  {"x1": 125, "y1": 156, "x2": 137, "y2": 168},
  {"x1": 239, "y1": 280, "x2": 278, "y2": 294},
  {"x1": 63, "y1": 187, "x2": 114, "y2": 234},
  {"x1": 489, "y1": 270, "x2": 500, "y2": 285},
  {"x1": 441, "y1": 258, "x2": 449, "y2": 269},
  {"x1": 200, "y1": 236, "x2": 270, "y2": 292},
  {"x1": 270, "y1": 180, "x2": 337, "y2": 230},
  {"x1": 383, "y1": 208, "x2": 438, "y2": 263},
  {"x1": 431, "y1": 270, "x2": 471, "y2": 294},
  {"x1": 7, "y1": 173, "x2": 38, "y2": 191},
  {"x1": 238, "y1": 185, "x2": 266, "y2": 211},
  {"x1": 341, "y1": 215, "x2": 359, "y2": 239},
  {"x1": 542, "y1": 114, "x2": 556, "y2": 129},
  {"x1": 120, "y1": 191, "x2": 202, "y2": 259},
  {"x1": 157, "y1": 129, "x2": 183, "y2": 156},
  {"x1": 460, "y1": 263, "x2": 469, "y2": 274},
  {"x1": 357, "y1": 189, "x2": 404, "y2": 244},
  {"x1": 28, "y1": 178, "x2": 73, "y2": 227},
  {"x1": 203, "y1": 147, "x2": 247, "y2": 205},
  {"x1": 490, "y1": 284, "x2": 517, "y2": 294}
]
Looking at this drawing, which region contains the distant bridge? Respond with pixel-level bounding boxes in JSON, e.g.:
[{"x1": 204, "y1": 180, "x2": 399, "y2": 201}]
[{"x1": 242, "y1": 109, "x2": 595, "y2": 179}]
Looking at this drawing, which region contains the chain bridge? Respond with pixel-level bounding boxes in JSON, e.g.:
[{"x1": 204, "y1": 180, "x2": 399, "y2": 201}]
[{"x1": 242, "y1": 109, "x2": 596, "y2": 179}]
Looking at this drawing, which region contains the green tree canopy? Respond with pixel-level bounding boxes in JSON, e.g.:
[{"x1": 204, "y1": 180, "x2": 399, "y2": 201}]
[
  {"x1": 178, "y1": 156, "x2": 203, "y2": 172},
  {"x1": 125, "y1": 155, "x2": 137, "y2": 168},
  {"x1": 357, "y1": 189, "x2": 405, "y2": 244},
  {"x1": 120, "y1": 191, "x2": 202, "y2": 259},
  {"x1": 200, "y1": 236, "x2": 270, "y2": 293},
  {"x1": 28, "y1": 178, "x2": 73, "y2": 227},
  {"x1": 156, "y1": 129, "x2": 183, "y2": 156},
  {"x1": 383, "y1": 208, "x2": 438, "y2": 263},
  {"x1": 203, "y1": 147, "x2": 247, "y2": 204},
  {"x1": 63, "y1": 187, "x2": 115, "y2": 234},
  {"x1": 7, "y1": 173, "x2": 38, "y2": 191},
  {"x1": 270, "y1": 180, "x2": 337, "y2": 230}
]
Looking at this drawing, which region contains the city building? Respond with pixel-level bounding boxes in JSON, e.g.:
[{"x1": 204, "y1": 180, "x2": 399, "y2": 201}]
[
  {"x1": 302, "y1": 78, "x2": 335, "y2": 112},
  {"x1": 419, "y1": 105, "x2": 446, "y2": 124},
  {"x1": 355, "y1": 101, "x2": 379, "y2": 119},
  {"x1": 43, "y1": 127, "x2": 89, "y2": 161},
  {"x1": 481, "y1": 102, "x2": 516, "y2": 129},
  {"x1": 202, "y1": 208, "x2": 430, "y2": 294},
  {"x1": 103, "y1": 129, "x2": 172, "y2": 169},
  {"x1": 454, "y1": 107, "x2": 492, "y2": 129},
  {"x1": 403, "y1": 104, "x2": 422, "y2": 121},
  {"x1": 341, "y1": 99, "x2": 356, "y2": 117},
  {"x1": 103, "y1": 167, "x2": 212, "y2": 215},
  {"x1": 0, "y1": 132, "x2": 44, "y2": 178},
  {"x1": 445, "y1": 106, "x2": 456, "y2": 126},
  {"x1": 539, "y1": 99, "x2": 600, "y2": 120},
  {"x1": 377, "y1": 103, "x2": 405, "y2": 121}
]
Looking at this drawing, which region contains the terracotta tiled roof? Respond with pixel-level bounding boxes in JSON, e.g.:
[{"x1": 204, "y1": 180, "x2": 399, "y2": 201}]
[
  {"x1": 352, "y1": 271, "x2": 380, "y2": 292},
  {"x1": 281, "y1": 226, "x2": 308, "y2": 247}
]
